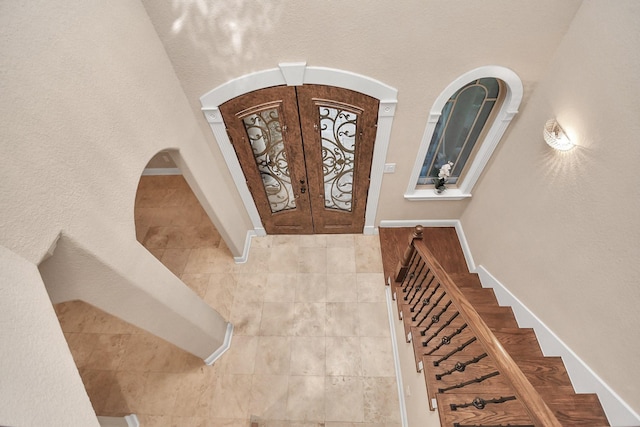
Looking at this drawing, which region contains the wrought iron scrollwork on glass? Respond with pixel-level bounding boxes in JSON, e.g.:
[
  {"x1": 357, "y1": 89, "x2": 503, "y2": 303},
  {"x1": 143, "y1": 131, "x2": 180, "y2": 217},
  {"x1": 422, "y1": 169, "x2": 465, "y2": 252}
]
[
  {"x1": 242, "y1": 108, "x2": 296, "y2": 213},
  {"x1": 319, "y1": 106, "x2": 359, "y2": 212}
]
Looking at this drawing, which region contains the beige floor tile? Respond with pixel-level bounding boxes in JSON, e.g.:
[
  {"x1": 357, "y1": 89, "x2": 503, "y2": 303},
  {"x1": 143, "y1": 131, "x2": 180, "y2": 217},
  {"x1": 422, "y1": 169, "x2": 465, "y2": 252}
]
[
  {"x1": 295, "y1": 273, "x2": 327, "y2": 302},
  {"x1": 233, "y1": 247, "x2": 271, "y2": 273},
  {"x1": 327, "y1": 247, "x2": 356, "y2": 273},
  {"x1": 325, "y1": 376, "x2": 364, "y2": 422},
  {"x1": 217, "y1": 335, "x2": 258, "y2": 375},
  {"x1": 161, "y1": 248, "x2": 191, "y2": 276},
  {"x1": 229, "y1": 299, "x2": 262, "y2": 336},
  {"x1": 357, "y1": 303, "x2": 390, "y2": 338},
  {"x1": 298, "y1": 234, "x2": 327, "y2": 248},
  {"x1": 293, "y1": 303, "x2": 326, "y2": 337},
  {"x1": 102, "y1": 370, "x2": 148, "y2": 414},
  {"x1": 260, "y1": 302, "x2": 295, "y2": 336},
  {"x1": 80, "y1": 369, "x2": 116, "y2": 414},
  {"x1": 203, "y1": 272, "x2": 236, "y2": 318},
  {"x1": 254, "y1": 336, "x2": 292, "y2": 375},
  {"x1": 269, "y1": 245, "x2": 300, "y2": 273},
  {"x1": 64, "y1": 332, "x2": 100, "y2": 369},
  {"x1": 298, "y1": 247, "x2": 327, "y2": 273},
  {"x1": 326, "y1": 235, "x2": 355, "y2": 248},
  {"x1": 326, "y1": 273, "x2": 358, "y2": 302},
  {"x1": 234, "y1": 272, "x2": 268, "y2": 303},
  {"x1": 210, "y1": 374, "x2": 253, "y2": 419},
  {"x1": 290, "y1": 337, "x2": 326, "y2": 376},
  {"x1": 170, "y1": 416, "x2": 210, "y2": 427},
  {"x1": 363, "y1": 377, "x2": 401, "y2": 423},
  {"x1": 359, "y1": 337, "x2": 395, "y2": 377},
  {"x1": 325, "y1": 337, "x2": 362, "y2": 377},
  {"x1": 172, "y1": 368, "x2": 216, "y2": 418},
  {"x1": 249, "y1": 375, "x2": 289, "y2": 419},
  {"x1": 286, "y1": 376, "x2": 325, "y2": 421},
  {"x1": 326, "y1": 303, "x2": 359, "y2": 337},
  {"x1": 180, "y1": 272, "x2": 209, "y2": 298},
  {"x1": 84, "y1": 333, "x2": 130, "y2": 371},
  {"x1": 355, "y1": 236, "x2": 384, "y2": 273},
  {"x1": 137, "y1": 415, "x2": 172, "y2": 427},
  {"x1": 138, "y1": 372, "x2": 181, "y2": 415},
  {"x1": 356, "y1": 273, "x2": 386, "y2": 303},
  {"x1": 264, "y1": 273, "x2": 297, "y2": 302}
]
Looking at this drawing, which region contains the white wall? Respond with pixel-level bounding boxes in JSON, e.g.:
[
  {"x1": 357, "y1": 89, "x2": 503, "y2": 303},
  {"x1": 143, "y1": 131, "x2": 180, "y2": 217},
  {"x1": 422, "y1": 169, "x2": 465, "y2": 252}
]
[
  {"x1": 0, "y1": 245, "x2": 99, "y2": 426},
  {"x1": 461, "y1": 0, "x2": 640, "y2": 413}
]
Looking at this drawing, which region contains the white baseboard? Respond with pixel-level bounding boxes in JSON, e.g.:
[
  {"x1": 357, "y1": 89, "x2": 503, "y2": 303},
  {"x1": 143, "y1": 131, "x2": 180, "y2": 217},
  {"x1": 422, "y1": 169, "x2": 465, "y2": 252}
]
[
  {"x1": 477, "y1": 265, "x2": 640, "y2": 427},
  {"x1": 385, "y1": 286, "x2": 408, "y2": 427},
  {"x1": 234, "y1": 230, "x2": 257, "y2": 264},
  {"x1": 203, "y1": 322, "x2": 234, "y2": 365},
  {"x1": 97, "y1": 414, "x2": 139, "y2": 427}
]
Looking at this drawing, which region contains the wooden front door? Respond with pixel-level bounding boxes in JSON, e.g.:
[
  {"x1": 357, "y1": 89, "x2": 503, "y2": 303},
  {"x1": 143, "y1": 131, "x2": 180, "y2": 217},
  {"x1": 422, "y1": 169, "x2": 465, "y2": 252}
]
[{"x1": 220, "y1": 84, "x2": 379, "y2": 234}]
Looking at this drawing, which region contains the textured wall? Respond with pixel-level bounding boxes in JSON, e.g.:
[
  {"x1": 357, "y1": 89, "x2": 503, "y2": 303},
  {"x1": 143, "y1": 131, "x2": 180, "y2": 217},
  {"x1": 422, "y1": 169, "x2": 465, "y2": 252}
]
[
  {"x1": 460, "y1": 0, "x2": 640, "y2": 411},
  {"x1": 0, "y1": 245, "x2": 99, "y2": 426}
]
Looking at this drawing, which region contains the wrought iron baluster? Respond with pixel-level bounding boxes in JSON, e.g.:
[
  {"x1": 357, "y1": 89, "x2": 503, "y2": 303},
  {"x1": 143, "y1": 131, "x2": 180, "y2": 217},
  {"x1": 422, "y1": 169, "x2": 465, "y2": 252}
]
[
  {"x1": 399, "y1": 251, "x2": 419, "y2": 290},
  {"x1": 403, "y1": 261, "x2": 425, "y2": 297},
  {"x1": 422, "y1": 311, "x2": 461, "y2": 344},
  {"x1": 410, "y1": 277, "x2": 434, "y2": 312},
  {"x1": 422, "y1": 320, "x2": 467, "y2": 356},
  {"x1": 435, "y1": 353, "x2": 487, "y2": 380},
  {"x1": 419, "y1": 300, "x2": 452, "y2": 332},
  {"x1": 407, "y1": 270, "x2": 430, "y2": 306},
  {"x1": 450, "y1": 395, "x2": 517, "y2": 411},
  {"x1": 415, "y1": 290, "x2": 447, "y2": 327},
  {"x1": 411, "y1": 281, "x2": 439, "y2": 318},
  {"x1": 438, "y1": 371, "x2": 500, "y2": 393},
  {"x1": 432, "y1": 336, "x2": 476, "y2": 365}
]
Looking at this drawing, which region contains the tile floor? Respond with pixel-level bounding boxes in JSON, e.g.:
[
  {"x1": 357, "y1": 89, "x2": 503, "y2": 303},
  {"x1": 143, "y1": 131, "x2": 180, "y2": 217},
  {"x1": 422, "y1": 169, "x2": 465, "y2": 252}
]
[{"x1": 55, "y1": 175, "x2": 401, "y2": 427}]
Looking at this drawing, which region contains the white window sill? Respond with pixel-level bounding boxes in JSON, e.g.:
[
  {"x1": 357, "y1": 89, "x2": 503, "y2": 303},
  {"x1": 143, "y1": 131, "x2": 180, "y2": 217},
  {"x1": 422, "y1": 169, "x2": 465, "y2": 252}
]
[{"x1": 404, "y1": 188, "x2": 472, "y2": 201}]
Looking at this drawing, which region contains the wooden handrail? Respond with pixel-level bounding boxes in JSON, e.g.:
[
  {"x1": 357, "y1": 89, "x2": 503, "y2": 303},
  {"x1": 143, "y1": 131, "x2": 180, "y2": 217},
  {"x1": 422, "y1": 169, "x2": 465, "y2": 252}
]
[{"x1": 412, "y1": 238, "x2": 563, "y2": 427}]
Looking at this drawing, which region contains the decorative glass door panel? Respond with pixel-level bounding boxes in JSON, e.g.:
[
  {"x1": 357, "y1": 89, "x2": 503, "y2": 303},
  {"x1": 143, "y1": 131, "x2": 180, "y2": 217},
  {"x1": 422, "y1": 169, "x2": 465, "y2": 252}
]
[
  {"x1": 220, "y1": 84, "x2": 378, "y2": 234},
  {"x1": 241, "y1": 106, "x2": 296, "y2": 213},
  {"x1": 318, "y1": 104, "x2": 360, "y2": 212}
]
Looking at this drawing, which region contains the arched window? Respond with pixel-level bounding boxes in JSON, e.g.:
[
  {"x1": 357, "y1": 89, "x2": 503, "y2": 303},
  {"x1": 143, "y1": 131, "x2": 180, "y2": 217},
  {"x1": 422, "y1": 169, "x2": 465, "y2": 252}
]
[{"x1": 406, "y1": 66, "x2": 523, "y2": 200}]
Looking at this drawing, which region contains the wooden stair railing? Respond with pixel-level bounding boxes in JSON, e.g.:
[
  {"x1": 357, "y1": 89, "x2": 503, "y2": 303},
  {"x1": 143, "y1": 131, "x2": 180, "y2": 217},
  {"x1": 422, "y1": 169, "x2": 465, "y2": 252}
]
[{"x1": 393, "y1": 226, "x2": 565, "y2": 427}]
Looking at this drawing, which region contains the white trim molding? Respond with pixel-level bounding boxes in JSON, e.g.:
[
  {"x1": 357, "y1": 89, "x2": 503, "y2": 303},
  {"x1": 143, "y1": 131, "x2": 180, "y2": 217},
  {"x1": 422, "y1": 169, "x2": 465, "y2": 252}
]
[
  {"x1": 234, "y1": 229, "x2": 260, "y2": 264},
  {"x1": 386, "y1": 286, "x2": 409, "y2": 427},
  {"x1": 204, "y1": 322, "x2": 234, "y2": 366},
  {"x1": 405, "y1": 66, "x2": 523, "y2": 201},
  {"x1": 97, "y1": 415, "x2": 139, "y2": 427},
  {"x1": 200, "y1": 63, "x2": 398, "y2": 234}
]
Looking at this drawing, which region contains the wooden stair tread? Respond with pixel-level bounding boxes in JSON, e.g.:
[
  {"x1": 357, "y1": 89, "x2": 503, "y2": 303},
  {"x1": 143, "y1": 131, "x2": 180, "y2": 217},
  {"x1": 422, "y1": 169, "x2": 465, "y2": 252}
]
[
  {"x1": 512, "y1": 356, "x2": 573, "y2": 387},
  {"x1": 546, "y1": 393, "x2": 611, "y2": 426},
  {"x1": 492, "y1": 328, "x2": 544, "y2": 358},
  {"x1": 436, "y1": 392, "x2": 533, "y2": 426},
  {"x1": 448, "y1": 272, "x2": 483, "y2": 289}
]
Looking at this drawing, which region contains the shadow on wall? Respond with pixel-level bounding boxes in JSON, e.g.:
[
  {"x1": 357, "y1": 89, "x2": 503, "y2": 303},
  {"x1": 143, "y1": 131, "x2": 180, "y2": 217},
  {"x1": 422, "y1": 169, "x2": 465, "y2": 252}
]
[{"x1": 151, "y1": 0, "x2": 284, "y2": 81}]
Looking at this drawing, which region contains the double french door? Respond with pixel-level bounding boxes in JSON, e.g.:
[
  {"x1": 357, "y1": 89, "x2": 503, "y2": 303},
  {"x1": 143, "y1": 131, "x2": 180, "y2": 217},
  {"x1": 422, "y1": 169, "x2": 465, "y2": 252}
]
[{"x1": 220, "y1": 85, "x2": 379, "y2": 234}]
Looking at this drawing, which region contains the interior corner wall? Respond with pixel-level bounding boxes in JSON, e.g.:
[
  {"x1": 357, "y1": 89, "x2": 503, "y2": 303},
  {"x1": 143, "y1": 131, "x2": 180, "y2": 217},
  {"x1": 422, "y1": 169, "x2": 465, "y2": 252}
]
[
  {"x1": 460, "y1": 0, "x2": 640, "y2": 413},
  {"x1": 0, "y1": 245, "x2": 99, "y2": 426}
]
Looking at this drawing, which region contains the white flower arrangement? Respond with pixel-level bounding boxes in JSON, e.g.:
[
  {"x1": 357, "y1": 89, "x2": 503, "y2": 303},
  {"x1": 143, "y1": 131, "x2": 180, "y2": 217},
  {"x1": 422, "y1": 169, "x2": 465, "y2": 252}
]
[{"x1": 434, "y1": 161, "x2": 453, "y2": 194}]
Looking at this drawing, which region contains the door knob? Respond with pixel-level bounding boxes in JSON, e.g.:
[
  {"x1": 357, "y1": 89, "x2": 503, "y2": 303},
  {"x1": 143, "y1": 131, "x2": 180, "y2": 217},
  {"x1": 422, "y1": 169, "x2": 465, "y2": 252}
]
[{"x1": 300, "y1": 186, "x2": 306, "y2": 194}]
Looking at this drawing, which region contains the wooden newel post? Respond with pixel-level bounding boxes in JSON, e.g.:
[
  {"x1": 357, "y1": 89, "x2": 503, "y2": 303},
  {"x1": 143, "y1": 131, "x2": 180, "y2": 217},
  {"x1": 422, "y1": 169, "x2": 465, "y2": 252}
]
[{"x1": 394, "y1": 225, "x2": 423, "y2": 282}]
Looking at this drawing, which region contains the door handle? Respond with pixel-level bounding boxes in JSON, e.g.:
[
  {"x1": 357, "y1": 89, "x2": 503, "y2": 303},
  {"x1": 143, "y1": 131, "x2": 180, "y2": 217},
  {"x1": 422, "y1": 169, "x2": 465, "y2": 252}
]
[{"x1": 300, "y1": 186, "x2": 306, "y2": 194}]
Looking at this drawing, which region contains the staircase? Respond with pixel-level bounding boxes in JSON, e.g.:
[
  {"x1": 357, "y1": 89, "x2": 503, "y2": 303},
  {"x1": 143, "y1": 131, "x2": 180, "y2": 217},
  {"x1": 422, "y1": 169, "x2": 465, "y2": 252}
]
[{"x1": 380, "y1": 226, "x2": 610, "y2": 427}]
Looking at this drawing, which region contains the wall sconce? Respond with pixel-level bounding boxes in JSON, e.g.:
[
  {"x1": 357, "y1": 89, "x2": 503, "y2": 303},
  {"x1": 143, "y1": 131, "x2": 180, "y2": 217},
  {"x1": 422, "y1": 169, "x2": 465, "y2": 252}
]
[{"x1": 543, "y1": 119, "x2": 574, "y2": 151}]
